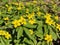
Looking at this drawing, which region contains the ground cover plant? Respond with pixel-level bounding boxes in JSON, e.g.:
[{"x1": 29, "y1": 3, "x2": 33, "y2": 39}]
[{"x1": 0, "y1": 0, "x2": 60, "y2": 45}]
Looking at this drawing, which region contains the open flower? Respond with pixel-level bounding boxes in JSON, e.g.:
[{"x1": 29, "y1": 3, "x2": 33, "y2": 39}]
[
  {"x1": 5, "y1": 32, "x2": 11, "y2": 39},
  {"x1": 19, "y1": 16, "x2": 27, "y2": 25},
  {"x1": 45, "y1": 18, "x2": 54, "y2": 25},
  {"x1": 44, "y1": 13, "x2": 51, "y2": 19},
  {"x1": 12, "y1": 20, "x2": 21, "y2": 28},
  {"x1": 45, "y1": 34, "x2": 52, "y2": 42}
]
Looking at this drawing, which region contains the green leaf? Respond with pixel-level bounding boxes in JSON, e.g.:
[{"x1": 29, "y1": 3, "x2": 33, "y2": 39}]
[
  {"x1": 50, "y1": 42, "x2": 53, "y2": 45},
  {"x1": 0, "y1": 37, "x2": 5, "y2": 45},
  {"x1": 42, "y1": 41, "x2": 46, "y2": 45},
  {"x1": 35, "y1": 21, "x2": 43, "y2": 39},
  {"x1": 2, "y1": 37, "x2": 11, "y2": 45},
  {"x1": 0, "y1": 20, "x2": 3, "y2": 24},
  {"x1": 37, "y1": 21, "x2": 43, "y2": 33},
  {"x1": 48, "y1": 26, "x2": 57, "y2": 41},
  {"x1": 16, "y1": 27, "x2": 23, "y2": 39},
  {"x1": 23, "y1": 23, "x2": 37, "y2": 28},
  {"x1": 23, "y1": 27, "x2": 37, "y2": 45},
  {"x1": 0, "y1": 43, "x2": 2, "y2": 45},
  {"x1": 37, "y1": 42, "x2": 41, "y2": 45},
  {"x1": 23, "y1": 38, "x2": 34, "y2": 45},
  {"x1": 44, "y1": 25, "x2": 48, "y2": 35}
]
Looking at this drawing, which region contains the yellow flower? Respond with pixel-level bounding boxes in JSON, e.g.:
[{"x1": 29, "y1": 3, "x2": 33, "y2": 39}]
[
  {"x1": 45, "y1": 18, "x2": 54, "y2": 25},
  {"x1": 5, "y1": 32, "x2": 11, "y2": 39},
  {"x1": 29, "y1": 19, "x2": 36, "y2": 24},
  {"x1": 55, "y1": 16, "x2": 58, "y2": 20},
  {"x1": 56, "y1": 24, "x2": 60, "y2": 31},
  {"x1": 27, "y1": 12, "x2": 34, "y2": 19},
  {"x1": 37, "y1": 11, "x2": 41, "y2": 16},
  {"x1": 45, "y1": 34, "x2": 52, "y2": 42},
  {"x1": 0, "y1": 30, "x2": 5, "y2": 35},
  {"x1": 20, "y1": 16, "x2": 26, "y2": 25},
  {"x1": 0, "y1": 30, "x2": 11, "y2": 39},
  {"x1": 52, "y1": 22, "x2": 56, "y2": 26},
  {"x1": 29, "y1": 29, "x2": 34, "y2": 35},
  {"x1": 45, "y1": 13, "x2": 55, "y2": 26},
  {"x1": 44, "y1": 13, "x2": 51, "y2": 19},
  {"x1": 3, "y1": 17, "x2": 9, "y2": 20},
  {"x1": 17, "y1": 7, "x2": 21, "y2": 10},
  {"x1": 12, "y1": 20, "x2": 21, "y2": 28}
]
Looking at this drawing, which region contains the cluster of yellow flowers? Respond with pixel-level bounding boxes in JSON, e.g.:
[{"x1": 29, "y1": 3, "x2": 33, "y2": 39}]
[
  {"x1": 12, "y1": 16, "x2": 26, "y2": 28},
  {"x1": 45, "y1": 34, "x2": 52, "y2": 42},
  {"x1": 0, "y1": 30, "x2": 11, "y2": 39},
  {"x1": 5, "y1": 2, "x2": 25, "y2": 11},
  {"x1": 27, "y1": 12, "x2": 36, "y2": 24},
  {"x1": 27, "y1": 12, "x2": 34, "y2": 19},
  {"x1": 44, "y1": 13, "x2": 60, "y2": 31},
  {"x1": 44, "y1": 13, "x2": 55, "y2": 26}
]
